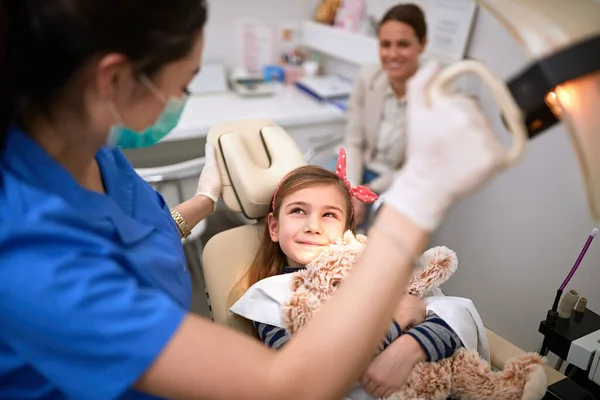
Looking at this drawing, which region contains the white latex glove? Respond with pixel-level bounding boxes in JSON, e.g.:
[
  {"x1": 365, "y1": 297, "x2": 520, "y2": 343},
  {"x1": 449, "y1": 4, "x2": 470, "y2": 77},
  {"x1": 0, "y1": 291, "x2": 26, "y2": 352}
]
[
  {"x1": 195, "y1": 142, "x2": 222, "y2": 213},
  {"x1": 384, "y1": 61, "x2": 506, "y2": 231}
]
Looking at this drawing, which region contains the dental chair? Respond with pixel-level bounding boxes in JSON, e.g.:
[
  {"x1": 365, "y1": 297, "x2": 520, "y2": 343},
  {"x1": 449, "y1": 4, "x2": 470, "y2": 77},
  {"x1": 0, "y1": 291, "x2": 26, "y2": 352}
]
[
  {"x1": 201, "y1": 119, "x2": 306, "y2": 333},
  {"x1": 201, "y1": 119, "x2": 584, "y2": 399}
]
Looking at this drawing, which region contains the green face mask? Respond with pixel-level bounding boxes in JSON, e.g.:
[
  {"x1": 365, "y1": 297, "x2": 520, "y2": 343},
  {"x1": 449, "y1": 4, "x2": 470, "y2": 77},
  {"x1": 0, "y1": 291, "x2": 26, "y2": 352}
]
[{"x1": 106, "y1": 75, "x2": 188, "y2": 149}]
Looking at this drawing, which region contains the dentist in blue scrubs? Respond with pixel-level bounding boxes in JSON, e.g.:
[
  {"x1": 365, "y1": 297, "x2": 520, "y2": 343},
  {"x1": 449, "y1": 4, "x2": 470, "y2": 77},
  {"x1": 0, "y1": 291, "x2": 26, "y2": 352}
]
[{"x1": 0, "y1": 0, "x2": 510, "y2": 399}]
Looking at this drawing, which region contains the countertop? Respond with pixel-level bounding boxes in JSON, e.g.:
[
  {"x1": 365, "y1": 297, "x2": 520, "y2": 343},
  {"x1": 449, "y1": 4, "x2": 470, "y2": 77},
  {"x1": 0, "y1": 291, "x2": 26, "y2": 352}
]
[{"x1": 164, "y1": 84, "x2": 347, "y2": 142}]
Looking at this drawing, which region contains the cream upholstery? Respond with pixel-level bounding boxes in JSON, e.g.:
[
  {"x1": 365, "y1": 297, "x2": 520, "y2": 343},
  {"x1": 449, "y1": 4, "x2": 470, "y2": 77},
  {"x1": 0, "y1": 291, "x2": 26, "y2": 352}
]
[
  {"x1": 201, "y1": 118, "x2": 567, "y2": 391},
  {"x1": 202, "y1": 222, "x2": 265, "y2": 334},
  {"x1": 202, "y1": 119, "x2": 306, "y2": 332},
  {"x1": 207, "y1": 118, "x2": 306, "y2": 219},
  {"x1": 486, "y1": 328, "x2": 565, "y2": 385}
]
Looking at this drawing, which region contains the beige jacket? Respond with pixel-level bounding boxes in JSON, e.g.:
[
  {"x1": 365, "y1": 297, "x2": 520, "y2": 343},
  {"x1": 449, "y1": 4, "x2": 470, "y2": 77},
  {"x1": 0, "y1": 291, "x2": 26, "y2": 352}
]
[{"x1": 344, "y1": 64, "x2": 405, "y2": 193}]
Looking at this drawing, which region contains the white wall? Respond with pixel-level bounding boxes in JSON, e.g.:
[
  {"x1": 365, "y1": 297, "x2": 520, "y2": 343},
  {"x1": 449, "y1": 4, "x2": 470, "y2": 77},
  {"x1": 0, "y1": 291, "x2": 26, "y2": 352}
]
[
  {"x1": 429, "y1": 8, "x2": 600, "y2": 352},
  {"x1": 202, "y1": 0, "x2": 320, "y2": 69}
]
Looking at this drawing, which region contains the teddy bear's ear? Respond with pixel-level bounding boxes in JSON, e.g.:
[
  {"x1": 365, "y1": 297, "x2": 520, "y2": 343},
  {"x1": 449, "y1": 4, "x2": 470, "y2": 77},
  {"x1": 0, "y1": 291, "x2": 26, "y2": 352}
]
[
  {"x1": 341, "y1": 232, "x2": 366, "y2": 254},
  {"x1": 334, "y1": 231, "x2": 352, "y2": 246},
  {"x1": 355, "y1": 234, "x2": 368, "y2": 244},
  {"x1": 342, "y1": 230, "x2": 354, "y2": 243}
]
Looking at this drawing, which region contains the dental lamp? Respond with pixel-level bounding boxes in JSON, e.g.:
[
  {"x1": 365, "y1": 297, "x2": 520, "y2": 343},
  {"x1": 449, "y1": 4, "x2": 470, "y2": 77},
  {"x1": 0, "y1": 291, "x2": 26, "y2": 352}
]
[{"x1": 430, "y1": 0, "x2": 600, "y2": 222}]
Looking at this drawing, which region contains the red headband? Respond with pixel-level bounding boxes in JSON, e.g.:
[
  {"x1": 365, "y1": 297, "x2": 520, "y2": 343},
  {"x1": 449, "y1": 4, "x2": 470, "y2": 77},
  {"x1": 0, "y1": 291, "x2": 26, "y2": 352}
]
[
  {"x1": 335, "y1": 148, "x2": 378, "y2": 203},
  {"x1": 271, "y1": 148, "x2": 378, "y2": 212}
]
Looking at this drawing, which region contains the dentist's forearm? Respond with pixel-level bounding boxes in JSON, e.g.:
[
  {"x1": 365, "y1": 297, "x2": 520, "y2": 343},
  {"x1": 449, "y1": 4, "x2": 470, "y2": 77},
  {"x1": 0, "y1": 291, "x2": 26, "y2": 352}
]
[
  {"x1": 271, "y1": 205, "x2": 430, "y2": 399},
  {"x1": 173, "y1": 195, "x2": 214, "y2": 234}
]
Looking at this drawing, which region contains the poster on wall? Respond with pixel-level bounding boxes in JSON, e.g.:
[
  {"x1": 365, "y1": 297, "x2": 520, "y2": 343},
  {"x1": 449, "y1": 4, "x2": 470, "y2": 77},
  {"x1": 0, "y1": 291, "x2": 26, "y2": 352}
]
[
  {"x1": 234, "y1": 20, "x2": 278, "y2": 74},
  {"x1": 234, "y1": 19, "x2": 302, "y2": 74},
  {"x1": 425, "y1": 0, "x2": 478, "y2": 64}
]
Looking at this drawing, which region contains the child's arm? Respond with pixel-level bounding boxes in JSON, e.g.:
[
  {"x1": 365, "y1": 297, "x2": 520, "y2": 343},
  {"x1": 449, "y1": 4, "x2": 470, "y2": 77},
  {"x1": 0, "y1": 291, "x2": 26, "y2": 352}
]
[
  {"x1": 404, "y1": 312, "x2": 462, "y2": 362},
  {"x1": 253, "y1": 321, "x2": 290, "y2": 350},
  {"x1": 255, "y1": 320, "x2": 404, "y2": 354},
  {"x1": 380, "y1": 320, "x2": 402, "y2": 352}
]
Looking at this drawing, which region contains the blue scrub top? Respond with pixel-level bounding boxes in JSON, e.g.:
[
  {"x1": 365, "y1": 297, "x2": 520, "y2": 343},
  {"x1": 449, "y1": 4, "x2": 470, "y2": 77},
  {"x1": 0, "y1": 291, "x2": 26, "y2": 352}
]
[{"x1": 0, "y1": 126, "x2": 192, "y2": 399}]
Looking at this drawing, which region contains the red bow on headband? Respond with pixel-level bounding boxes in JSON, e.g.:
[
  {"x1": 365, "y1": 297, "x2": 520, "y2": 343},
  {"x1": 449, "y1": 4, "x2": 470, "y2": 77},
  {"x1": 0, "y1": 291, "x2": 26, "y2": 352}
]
[
  {"x1": 336, "y1": 148, "x2": 378, "y2": 204},
  {"x1": 270, "y1": 148, "x2": 378, "y2": 212}
]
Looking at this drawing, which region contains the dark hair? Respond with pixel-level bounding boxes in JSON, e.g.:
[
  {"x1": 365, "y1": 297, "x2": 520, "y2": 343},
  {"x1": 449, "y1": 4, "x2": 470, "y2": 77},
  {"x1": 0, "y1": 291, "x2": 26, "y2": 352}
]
[
  {"x1": 0, "y1": 0, "x2": 208, "y2": 150},
  {"x1": 379, "y1": 3, "x2": 427, "y2": 44}
]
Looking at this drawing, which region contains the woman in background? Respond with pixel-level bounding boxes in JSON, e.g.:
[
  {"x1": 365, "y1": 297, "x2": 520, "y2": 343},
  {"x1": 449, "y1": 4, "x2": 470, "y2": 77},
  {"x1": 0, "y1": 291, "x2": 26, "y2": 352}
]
[{"x1": 340, "y1": 4, "x2": 428, "y2": 227}]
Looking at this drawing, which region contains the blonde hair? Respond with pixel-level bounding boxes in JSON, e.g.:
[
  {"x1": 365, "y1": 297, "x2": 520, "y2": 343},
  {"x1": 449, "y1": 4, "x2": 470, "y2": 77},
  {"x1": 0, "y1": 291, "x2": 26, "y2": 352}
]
[{"x1": 228, "y1": 165, "x2": 355, "y2": 335}]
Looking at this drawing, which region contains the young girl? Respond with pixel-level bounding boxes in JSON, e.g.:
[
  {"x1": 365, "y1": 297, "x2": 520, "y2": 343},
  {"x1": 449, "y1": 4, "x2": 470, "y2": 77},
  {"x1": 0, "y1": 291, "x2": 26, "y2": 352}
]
[{"x1": 229, "y1": 150, "x2": 463, "y2": 371}]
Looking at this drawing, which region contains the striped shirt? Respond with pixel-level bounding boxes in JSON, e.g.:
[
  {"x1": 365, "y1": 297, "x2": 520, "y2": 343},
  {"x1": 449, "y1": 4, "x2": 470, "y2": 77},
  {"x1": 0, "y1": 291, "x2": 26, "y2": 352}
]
[
  {"x1": 253, "y1": 312, "x2": 460, "y2": 362},
  {"x1": 405, "y1": 314, "x2": 462, "y2": 362},
  {"x1": 254, "y1": 267, "x2": 462, "y2": 362}
]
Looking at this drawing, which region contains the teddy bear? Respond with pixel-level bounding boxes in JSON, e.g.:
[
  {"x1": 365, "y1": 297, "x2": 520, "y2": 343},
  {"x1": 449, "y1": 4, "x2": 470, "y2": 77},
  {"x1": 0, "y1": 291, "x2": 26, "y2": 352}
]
[{"x1": 281, "y1": 231, "x2": 548, "y2": 400}]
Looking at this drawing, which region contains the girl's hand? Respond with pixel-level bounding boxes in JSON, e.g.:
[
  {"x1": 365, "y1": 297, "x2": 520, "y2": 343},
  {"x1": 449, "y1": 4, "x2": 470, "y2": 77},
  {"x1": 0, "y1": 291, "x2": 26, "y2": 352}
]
[{"x1": 393, "y1": 294, "x2": 426, "y2": 330}]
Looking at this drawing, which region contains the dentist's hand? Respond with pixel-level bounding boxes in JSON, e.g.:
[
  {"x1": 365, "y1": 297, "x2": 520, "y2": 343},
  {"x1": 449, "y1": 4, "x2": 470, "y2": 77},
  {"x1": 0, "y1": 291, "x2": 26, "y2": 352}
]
[
  {"x1": 384, "y1": 61, "x2": 506, "y2": 231},
  {"x1": 195, "y1": 142, "x2": 222, "y2": 213}
]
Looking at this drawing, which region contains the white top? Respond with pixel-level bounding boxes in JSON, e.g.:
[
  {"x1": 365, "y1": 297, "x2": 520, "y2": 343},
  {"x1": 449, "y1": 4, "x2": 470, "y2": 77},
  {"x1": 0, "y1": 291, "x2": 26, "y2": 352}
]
[
  {"x1": 164, "y1": 85, "x2": 347, "y2": 142},
  {"x1": 368, "y1": 85, "x2": 408, "y2": 179}
]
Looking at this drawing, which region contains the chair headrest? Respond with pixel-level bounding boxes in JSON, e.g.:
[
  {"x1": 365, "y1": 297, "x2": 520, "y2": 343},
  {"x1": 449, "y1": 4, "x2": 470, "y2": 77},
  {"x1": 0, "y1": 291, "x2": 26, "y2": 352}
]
[{"x1": 207, "y1": 119, "x2": 306, "y2": 220}]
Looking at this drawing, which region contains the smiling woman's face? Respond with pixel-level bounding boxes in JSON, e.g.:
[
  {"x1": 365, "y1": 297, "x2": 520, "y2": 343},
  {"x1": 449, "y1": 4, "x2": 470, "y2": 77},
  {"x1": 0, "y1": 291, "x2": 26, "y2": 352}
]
[
  {"x1": 268, "y1": 184, "x2": 348, "y2": 267},
  {"x1": 379, "y1": 20, "x2": 425, "y2": 83}
]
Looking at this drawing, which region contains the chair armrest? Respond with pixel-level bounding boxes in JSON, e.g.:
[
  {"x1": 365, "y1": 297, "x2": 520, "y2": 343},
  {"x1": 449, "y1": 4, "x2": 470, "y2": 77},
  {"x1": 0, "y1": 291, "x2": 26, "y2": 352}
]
[
  {"x1": 486, "y1": 328, "x2": 565, "y2": 385},
  {"x1": 135, "y1": 157, "x2": 206, "y2": 183}
]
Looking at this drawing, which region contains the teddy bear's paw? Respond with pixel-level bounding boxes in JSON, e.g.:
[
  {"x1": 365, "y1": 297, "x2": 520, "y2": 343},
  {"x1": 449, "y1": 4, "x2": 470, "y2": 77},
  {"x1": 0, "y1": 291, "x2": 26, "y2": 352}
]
[
  {"x1": 384, "y1": 387, "x2": 445, "y2": 400},
  {"x1": 449, "y1": 348, "x2": 501, "y2": 398},
  {"x1": 451, "y1": 350, "x2": 547, "y2": 400},
  {"x1": 502, "y1": 353, "x2": 547, "y2": 400},
  {"x1": 381, "y1": 387, "x2": 419, "y2": 400},
  {"x1": 394, "y1": 360, "x2": 452, "y2": 400},
  {"x1": 521, "y1": 363, "x2": 547, "y2": 400}
]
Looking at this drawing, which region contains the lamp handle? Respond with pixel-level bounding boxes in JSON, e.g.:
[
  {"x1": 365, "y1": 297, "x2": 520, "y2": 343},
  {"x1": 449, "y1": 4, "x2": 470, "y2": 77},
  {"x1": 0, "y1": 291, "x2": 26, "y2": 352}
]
[{"x1": 428, "y1": 60, "x2": 528, "y2": 168}]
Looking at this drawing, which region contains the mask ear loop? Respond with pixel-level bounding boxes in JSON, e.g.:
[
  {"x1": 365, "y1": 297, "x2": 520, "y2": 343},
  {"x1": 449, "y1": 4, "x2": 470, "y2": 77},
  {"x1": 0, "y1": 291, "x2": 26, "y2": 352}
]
[
  {"x1": 138, "y1": 74, "x2": 168, "y2": 104},
  {"x1": 106, "y1": 100, "x2": 125, "y2": 125},
  {"x1": 105, "y1": 74, "x2": 163, "y2": 127}
]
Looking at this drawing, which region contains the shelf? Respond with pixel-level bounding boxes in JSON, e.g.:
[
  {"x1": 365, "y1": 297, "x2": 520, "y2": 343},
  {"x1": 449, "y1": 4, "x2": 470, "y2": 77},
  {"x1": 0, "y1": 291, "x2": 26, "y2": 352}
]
[{"x1": 301, "y1": 20, "x2": 379, "y2": 66}]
